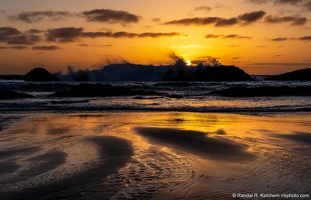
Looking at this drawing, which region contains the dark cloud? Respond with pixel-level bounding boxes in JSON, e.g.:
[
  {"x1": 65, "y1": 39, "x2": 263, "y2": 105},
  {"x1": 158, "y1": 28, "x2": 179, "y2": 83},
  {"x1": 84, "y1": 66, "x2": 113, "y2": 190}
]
[
  {"x1": 223, "y1": 34, "x2": 252, "y2": 39},
  {"x1": 274, "y1": 0, "x2": 303, "y2": 5},
  {"x1": 164, "y1": 17, "x2": 221, "y2": 26},
  {"x1": 298, "y1": 36, "x2": 311, "y2": 40},
  {"x1": 46, "y1": 27, "x2": 186, "y2": 42},
  {"x1": 137, "y1": 32, "x2": 186, "y2": 38},
  {"x1": 215, "y1": 18, "x2": 239, "y2": 27},
  {"x1": 165, "y1": 11, "x2": 266, "y2": 27},
  {"x1": 0, "y1": 45, "x2": 28, "y2": 49},
  {"x1": 7, "y1": 34, "x2": 42, "y2": 45},
  {"x1": 82, "y1": 31, "x2": 186, "y2": 38},
  {"x1": 205, "y1": 34, "x2": 252, "y2": 39},
  {"x1": 9, "y1": 11, "x2": 74, "y2": 23},
  {"x1": 238, "y1": 11, "x2": 266, "y2": 24},
  {"x1": 270, "y1": 36, "x2": 311, "y2": 42},
  {"x1": 82, "y1": 9, "x2": 141, "y2": 24},
  {"x1": 247, "y1": 0, "x2": 311, "y2": 10},
  {"x1": 81, "y1": 31, "x2": 112, "y2": 38},
  {"x1": 250, "y1": 62, "x2": 311, "y2": 66},
  {"x1": 0, "y1": 27, "x2": 42, "y2": 45},
  {"x1": 205, "y1": 34, "x2": 223, "y2": 38},
  {"x1": 26, "y1": 29, "x2": 43, "y2": 34},
  {"x1": 245, "y1": 0, "x2": 269, "y2": 4},
  {"x1": 32, "y1": 45, "x2": 62, "y2": 50},
  {"x1": 46, "y1": 27, "x2": 84, "y2": 42},
  {"x1": 0, "y1": 27, "x2": 21, "y2": 41},
  {"x1": 271, "y1": 37, "x2": 288, "y2": 41},
  {"x1": 78, "y1": 44, "x2": 113, "y2": 47},
  {"x1": 264, "y1": 15, "x2": 307, "y2": 25},
  {"x1": 11, "y1": 46, "x2": 28, "y2": 49}
]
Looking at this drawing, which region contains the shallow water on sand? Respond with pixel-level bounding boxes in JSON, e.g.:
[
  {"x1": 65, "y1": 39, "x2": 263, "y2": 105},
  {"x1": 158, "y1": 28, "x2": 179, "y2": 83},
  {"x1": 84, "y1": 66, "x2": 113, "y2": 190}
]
[{"x1": 0, "y1": 112, "x2": 310, "y2": 199}]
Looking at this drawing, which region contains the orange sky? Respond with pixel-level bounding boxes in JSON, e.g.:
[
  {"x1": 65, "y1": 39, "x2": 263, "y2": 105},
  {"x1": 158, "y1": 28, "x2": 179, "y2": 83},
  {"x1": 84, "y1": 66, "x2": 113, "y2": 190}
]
[{"x1": 0, "y1": 0, "x2": 311, "y2": 75}]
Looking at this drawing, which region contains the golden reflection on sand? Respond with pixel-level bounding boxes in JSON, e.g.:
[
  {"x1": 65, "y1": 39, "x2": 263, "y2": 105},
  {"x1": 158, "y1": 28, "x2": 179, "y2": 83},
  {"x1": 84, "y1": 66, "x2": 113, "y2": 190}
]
[{"x1": 0, "y1": 112, "x2": 310, "y2": 199}]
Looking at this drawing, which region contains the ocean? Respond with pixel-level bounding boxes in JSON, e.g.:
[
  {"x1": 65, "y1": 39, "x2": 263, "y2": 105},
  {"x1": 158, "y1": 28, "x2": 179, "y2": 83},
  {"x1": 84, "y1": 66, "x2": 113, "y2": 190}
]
[{"x1": 0, "y1": 79, "x2": 310, "y2": 113}]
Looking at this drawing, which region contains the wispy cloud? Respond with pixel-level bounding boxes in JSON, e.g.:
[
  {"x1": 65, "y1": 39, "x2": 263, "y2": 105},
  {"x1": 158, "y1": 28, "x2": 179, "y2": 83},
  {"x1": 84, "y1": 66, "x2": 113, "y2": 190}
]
[
  {"x1": 83, "y1": 31, "x2": 187, "y2": 38},
  {"x1": 78, "y1": 44, "x2": 113, "y2": 47},
  {"x1": 0, "y1": 45, "x2": 28, "y2": 49},
  {"x1": 9, "y1": 11, "x2": 75, "y2": 23},
  {"x1": 205, "y1": 34, "x2": 252, "y2": 39},
  {"x1": 246, "y1": 0, "x2": 311, "y2": 11},
  {"x1": 245, "y1": 0, "x2": 268, "y2": 4},
  {"x1": 32, "y1": 45, "x2": 62, "y2": 50},
  {"x1": 164, "y1": 17, "x2": 223, "y2": 26},
  {"x1": 188, "y1": 6, "x2": 212, "y2": 16},
  {"x1": 46, "y1": 27, "x2": 187, "y2": 42},
  {"x1": 165, "y1": 10, "x2": 265, "y2": 27},
  {"x1": 270, "y1": 37, "x2": 289, "y2": 41},
  {"x1": 274, "y1": 0, "x2": 303, "y2": 5},
  {"x1": 26, "y1": 29, "x2": 43, "y2": 34},
  {"x1": 270, "y1": 35, "x2": 311, "y2": 41},
  {"x1": 264, "y1": 15, "x2": 307, "y2": 26},
  {"x1": 171, "y1": 44, "x2": 207, "y2": 49},
  {"x1": 193, "y1": 6, "x2": 212, "y2": 13}
]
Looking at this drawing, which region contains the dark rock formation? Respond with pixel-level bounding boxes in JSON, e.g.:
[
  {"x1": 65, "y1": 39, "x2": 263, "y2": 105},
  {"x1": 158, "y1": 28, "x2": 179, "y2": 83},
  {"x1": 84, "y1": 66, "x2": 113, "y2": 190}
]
[
  {"x1": 52, "y1": 83, "x2": 162, "y2": 97},
  {"x1": 267, "y1": 68, "x2": 311, "y2": 81},
  {"x1": 211, "y1": 86, "x2": 311, "y2": 97},
  {"x1": 24, "y1": 68, "x2": 59, "y2": 82},
  {"x1": 0, "y1": 91, "x2": 35, "y2": 99},
  {"x1": 163, "y1": 65, "x2": 252, "y2": 81},
  {"x1": 75, "y1": 74, "x2": 89, "y2": 82}
]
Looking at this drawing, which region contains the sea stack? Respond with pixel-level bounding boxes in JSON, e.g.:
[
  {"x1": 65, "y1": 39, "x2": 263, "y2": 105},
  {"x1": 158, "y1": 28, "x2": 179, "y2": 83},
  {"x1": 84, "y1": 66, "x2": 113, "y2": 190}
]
[{"x1": 24, "y1": 68, "x2": 59, "y2": 82}]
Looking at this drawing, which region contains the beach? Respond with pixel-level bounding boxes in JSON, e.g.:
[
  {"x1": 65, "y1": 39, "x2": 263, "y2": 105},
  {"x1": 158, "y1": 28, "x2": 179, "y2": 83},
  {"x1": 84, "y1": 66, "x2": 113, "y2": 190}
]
[{"x1": 0, "y1": 112, "x2": 310, "y2": 199}]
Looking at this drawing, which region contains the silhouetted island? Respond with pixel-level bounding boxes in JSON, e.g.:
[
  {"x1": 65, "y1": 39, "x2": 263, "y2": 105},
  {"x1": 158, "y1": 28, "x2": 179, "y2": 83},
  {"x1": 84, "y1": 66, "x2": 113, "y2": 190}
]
[
  {"x1": 267, "y1": 68, "x2": 311, "y2": 81},
  {"x1": 0, "y1": 91, "x2": 34, "y2": 99},
  {"x1": 52, "y1": 83, "x2": 162, "y2": 97},
  {"x1": 24, "y1": 68, "x2": 59, "y2": 82},
  {"x1": 211, "y1": 86, "x2": 311, "y2": 97},
  {"x1": 54, "y1": 62, "x2": 252, "y2": 82},
  {"x1": 164, "y1": 65, "x2": 252, "y2": 81}
]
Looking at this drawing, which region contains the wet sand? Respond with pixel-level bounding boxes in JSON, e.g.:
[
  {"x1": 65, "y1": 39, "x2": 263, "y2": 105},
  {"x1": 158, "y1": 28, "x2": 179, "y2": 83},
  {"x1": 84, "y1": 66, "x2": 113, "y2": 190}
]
[
  {"x1": 1, "y1": 136, "x2": 133, "y2": 200},
  {"x1": 135, "y1": 127, "x2": 256, "y2": 161},
  {"x1": 0, "y1": 112, "x2": 310, "y2": 199}
]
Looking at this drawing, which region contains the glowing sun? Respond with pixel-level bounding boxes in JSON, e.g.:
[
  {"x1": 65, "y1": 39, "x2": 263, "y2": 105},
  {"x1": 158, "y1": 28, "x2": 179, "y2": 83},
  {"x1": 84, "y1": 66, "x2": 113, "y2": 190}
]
[{"x1": 186, "y1": 59, "x2": 191, "y2": 66}]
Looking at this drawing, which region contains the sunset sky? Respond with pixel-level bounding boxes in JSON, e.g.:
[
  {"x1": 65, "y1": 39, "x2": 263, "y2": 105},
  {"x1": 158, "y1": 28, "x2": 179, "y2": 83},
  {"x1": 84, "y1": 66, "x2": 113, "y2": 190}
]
[{"x1": 0, "y1": 0, "x2": 311, "y2": 75}]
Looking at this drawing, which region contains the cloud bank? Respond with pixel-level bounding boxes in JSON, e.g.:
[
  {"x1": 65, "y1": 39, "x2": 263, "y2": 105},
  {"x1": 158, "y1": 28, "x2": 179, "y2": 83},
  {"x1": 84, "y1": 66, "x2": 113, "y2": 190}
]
[
  {"x1": 46, "y1": 27, "x2": 187, "y2": 42},
  {"x1": 164, "y1": 10, "x2": 266, "y2": 27}
]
